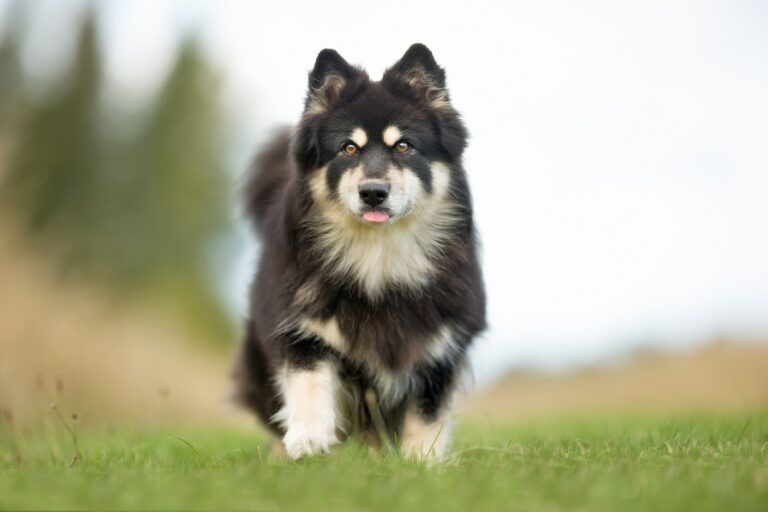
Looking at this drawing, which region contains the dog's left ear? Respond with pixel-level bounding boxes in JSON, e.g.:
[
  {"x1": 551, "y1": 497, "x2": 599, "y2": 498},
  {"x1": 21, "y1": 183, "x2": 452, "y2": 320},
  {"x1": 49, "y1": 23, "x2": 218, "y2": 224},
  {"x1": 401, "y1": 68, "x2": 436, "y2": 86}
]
[
  {"x1": 384, "y1": 44, "x2": 467, "y2": 159},
  {"x1": 383, "y1": 43, "x2": 449, "y2": 108}
]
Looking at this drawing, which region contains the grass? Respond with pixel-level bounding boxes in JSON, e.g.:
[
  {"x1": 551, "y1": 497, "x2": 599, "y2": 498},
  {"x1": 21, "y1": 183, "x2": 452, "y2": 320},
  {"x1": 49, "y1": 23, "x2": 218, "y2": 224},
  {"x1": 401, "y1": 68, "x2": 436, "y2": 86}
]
[{"x1": 1, "y1": 411, "x2": 767, "y2": 511}]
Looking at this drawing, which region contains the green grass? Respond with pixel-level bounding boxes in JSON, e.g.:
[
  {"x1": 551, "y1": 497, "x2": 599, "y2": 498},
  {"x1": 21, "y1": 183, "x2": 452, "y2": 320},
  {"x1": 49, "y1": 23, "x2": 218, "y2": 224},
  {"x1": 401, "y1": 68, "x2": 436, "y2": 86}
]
[{"x1": 1, "y1": 412, "x2": 767, "y2": 511}]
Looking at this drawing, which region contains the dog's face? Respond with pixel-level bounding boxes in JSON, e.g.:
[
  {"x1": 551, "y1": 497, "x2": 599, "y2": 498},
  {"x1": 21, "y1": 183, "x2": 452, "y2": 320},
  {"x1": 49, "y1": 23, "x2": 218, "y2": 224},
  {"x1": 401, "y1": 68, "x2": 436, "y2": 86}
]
[{"x1": 295, "y1": 44, "x2": 467, "y2": 226}]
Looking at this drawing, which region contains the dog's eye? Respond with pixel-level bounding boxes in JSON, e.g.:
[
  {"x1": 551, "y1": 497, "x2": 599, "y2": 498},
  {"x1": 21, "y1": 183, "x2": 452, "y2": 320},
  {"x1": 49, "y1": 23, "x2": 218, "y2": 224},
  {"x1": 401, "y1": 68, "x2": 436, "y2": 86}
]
[
  {"x1": 342, "y1": 142, "x2": 359, "y2": 155},
  {"x1": 395, "y1": 140, "x2": 410, "y2": 153}
]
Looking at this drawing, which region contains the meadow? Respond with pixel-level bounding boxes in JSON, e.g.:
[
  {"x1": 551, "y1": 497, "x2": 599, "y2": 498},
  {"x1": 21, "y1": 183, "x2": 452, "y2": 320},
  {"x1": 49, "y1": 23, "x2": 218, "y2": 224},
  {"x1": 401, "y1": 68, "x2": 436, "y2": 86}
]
[{"x1": 2, "y1": 412, "x2": 766, "y2": 511}]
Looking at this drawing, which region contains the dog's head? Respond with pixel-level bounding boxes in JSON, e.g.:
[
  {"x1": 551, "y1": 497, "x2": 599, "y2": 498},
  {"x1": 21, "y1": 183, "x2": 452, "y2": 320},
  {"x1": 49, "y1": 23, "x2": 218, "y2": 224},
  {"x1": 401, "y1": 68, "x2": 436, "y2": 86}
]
[{"x1": 294, "y1": 44, "x2": 467, "y2": 226}]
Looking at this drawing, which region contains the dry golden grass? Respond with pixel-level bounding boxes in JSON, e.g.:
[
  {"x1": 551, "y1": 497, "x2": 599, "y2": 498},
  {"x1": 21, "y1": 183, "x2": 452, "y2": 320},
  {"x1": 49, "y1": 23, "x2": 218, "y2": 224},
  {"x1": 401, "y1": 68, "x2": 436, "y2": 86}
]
[
  {"x1": 0, "y1": 221, "x2": 246, "y2": 427},
  {"x1": 463, "y1": 341, "x2": 768, "y2": 421}
]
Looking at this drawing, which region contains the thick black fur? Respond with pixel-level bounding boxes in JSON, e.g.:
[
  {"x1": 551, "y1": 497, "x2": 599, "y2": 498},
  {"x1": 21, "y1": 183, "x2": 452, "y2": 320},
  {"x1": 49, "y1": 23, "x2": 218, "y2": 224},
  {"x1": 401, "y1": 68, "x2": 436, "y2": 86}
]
[{"x1": 235, "y1": 44, "x2": 486, "y2": 444}]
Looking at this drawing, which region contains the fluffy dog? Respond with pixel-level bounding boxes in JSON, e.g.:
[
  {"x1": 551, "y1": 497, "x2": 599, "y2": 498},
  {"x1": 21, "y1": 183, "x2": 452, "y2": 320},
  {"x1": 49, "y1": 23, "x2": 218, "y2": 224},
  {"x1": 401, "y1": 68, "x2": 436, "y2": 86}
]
[{"x1": 234, "y1": 43, "x2": 486, "y2": 460}]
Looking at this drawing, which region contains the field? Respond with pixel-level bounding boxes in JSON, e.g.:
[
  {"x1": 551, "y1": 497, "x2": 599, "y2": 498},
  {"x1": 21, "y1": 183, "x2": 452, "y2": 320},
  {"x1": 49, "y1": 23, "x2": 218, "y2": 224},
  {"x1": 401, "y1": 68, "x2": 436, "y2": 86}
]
[{"x1": 2, "y1": 412, "x2": 767, "y2": 511}]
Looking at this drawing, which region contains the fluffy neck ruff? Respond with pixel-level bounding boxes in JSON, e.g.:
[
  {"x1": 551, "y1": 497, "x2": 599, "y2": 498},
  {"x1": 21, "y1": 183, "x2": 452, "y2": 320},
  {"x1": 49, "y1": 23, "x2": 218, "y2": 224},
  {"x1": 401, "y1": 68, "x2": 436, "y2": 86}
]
[{"x1": 303, "y1": 163, "x2": 462, "y2": 299}]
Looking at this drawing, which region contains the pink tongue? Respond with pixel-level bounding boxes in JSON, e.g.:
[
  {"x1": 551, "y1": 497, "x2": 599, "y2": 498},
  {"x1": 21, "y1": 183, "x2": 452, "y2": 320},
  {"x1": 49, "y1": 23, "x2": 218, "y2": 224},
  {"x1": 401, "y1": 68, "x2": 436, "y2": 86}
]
[{"x1": 363, "y1": 211, "x2": 390, "y2": 223}]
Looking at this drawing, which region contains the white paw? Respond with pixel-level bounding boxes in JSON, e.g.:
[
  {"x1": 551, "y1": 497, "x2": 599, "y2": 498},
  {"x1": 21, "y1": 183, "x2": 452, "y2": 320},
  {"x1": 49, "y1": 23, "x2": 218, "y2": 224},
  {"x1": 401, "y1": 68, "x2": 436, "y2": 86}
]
[
  {"x1": 401, "y1": 416, "x2": 450, "y2": 462},
  {"x1": 282, "y1": 421, "x2": 338, "y2": 459}
]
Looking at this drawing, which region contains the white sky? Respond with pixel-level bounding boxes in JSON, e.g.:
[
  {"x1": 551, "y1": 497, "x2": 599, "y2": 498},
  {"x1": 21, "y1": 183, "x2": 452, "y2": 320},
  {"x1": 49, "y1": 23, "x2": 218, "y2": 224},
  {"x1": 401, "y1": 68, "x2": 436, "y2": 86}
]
[{"x1": 6, "y1": 0, "x2": 768, "y2": 382}]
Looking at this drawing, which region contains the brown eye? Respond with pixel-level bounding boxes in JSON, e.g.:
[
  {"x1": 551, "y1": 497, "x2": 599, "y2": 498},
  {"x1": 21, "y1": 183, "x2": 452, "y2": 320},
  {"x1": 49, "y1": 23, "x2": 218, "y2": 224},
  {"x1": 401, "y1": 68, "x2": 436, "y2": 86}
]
[
  {"x1": 343, "y1": 142, "x2": 359, "y2": 155},
  {"x1": 395, "y1": 140, "x2": 410, "y2": 153}
]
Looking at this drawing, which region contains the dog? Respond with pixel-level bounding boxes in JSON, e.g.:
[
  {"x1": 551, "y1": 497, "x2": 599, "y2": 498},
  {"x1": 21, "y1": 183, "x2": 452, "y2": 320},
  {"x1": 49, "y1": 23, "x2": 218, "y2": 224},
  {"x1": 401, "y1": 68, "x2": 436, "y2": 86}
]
[{"x1": 234, "y1": 43, "x2": 486, "y2": 460}]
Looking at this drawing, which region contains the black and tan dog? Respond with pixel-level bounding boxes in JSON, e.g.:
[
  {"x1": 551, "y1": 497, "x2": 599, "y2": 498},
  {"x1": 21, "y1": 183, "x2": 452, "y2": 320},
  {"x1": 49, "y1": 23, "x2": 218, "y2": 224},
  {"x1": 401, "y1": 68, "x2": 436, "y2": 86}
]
[{"x1": 235, "y1": 44, "x2": 486, "y2": 460}]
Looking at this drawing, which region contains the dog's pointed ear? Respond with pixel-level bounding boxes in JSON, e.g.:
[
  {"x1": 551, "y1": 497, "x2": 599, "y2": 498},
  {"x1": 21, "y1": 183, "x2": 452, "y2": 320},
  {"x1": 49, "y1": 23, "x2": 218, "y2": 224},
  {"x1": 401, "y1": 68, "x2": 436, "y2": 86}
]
[
  {"x1": 383, "y1": 43, "x2": 449, "y2": 108},
  {"x1": 305, "y1": 49, "x2": 360, "y2": 114},
  {"x1": 384, "y1": 44, "x2": 467, "y2": 160}
]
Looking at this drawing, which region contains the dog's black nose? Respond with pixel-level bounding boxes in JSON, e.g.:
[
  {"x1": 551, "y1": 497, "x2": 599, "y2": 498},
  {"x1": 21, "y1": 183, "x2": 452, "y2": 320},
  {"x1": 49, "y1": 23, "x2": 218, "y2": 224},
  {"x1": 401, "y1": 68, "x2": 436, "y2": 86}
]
[{"x1": 358, "y1": 182, "x2": 389, "y2": 207}]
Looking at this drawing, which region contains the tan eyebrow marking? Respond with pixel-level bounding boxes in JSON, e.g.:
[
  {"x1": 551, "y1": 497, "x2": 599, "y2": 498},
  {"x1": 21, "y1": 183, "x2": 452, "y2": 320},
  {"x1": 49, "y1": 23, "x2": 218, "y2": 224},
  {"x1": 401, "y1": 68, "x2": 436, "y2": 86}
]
[
  {"x1": 382, "y1": 126, "x2": 402, "y2": 146},
  {"x1": 350, "y1": 127, "x2": 368, "y2": 147}
]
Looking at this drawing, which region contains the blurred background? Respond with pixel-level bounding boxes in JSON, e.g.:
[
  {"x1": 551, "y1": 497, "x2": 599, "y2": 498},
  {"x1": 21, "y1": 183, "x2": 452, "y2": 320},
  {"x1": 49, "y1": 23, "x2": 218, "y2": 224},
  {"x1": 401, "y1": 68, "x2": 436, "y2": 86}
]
[{"x1": 0, "y1": 0, "x2": 766, "y2": 428}]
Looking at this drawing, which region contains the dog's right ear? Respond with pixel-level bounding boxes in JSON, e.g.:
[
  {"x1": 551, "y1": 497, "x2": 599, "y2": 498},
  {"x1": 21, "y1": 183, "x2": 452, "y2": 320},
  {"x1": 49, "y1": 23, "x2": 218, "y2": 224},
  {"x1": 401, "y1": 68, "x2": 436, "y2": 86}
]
[{"x1": 304, "y1": 49, "x2": 360, "y2": 114}]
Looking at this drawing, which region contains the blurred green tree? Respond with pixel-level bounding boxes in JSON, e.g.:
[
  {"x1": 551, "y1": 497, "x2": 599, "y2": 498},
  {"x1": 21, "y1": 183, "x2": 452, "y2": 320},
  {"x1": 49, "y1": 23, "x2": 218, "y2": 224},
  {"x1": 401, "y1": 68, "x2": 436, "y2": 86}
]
[
  {"x1": 0, "y1": 1, "x2": 25, "y2": 132},
  {"x1": 1, "y1": 9, "x2": 236, "y2": 344},
  {"x1": 114, "y1": 37, "x2": 235, "y2": 342},
  {"x1": 2, "y1": 8, "x2": 102, "y2": 267}
]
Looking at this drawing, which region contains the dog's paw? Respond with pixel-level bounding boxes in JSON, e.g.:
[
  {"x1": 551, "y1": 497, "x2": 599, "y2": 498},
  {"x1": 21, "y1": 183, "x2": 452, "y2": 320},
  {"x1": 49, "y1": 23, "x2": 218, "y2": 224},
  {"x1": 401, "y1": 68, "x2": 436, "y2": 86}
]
[
  {"x1": 282, "y1": 422, "x2": 338, "y2": 459},
  {"x1": 400, "y1": 416, "x2": 450, "y2": 462}
]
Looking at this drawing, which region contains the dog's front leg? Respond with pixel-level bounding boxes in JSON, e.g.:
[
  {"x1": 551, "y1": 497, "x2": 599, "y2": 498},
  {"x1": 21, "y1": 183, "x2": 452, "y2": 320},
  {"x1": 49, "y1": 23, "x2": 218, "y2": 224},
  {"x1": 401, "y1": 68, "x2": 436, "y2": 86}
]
[
  {"x1": 400, "y1": 361, "x2": 457, "y2": 461},
  {"x1": 274, "y1": 338, "x2": 340, "y2": 459}
]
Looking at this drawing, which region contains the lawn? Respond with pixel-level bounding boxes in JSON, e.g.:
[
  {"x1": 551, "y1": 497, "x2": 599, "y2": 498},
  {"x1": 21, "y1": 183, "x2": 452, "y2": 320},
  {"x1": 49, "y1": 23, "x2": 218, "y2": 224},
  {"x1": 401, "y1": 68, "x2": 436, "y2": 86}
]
[{"x1": 1, "y1": 411, "x2": 766, "y2": 511}]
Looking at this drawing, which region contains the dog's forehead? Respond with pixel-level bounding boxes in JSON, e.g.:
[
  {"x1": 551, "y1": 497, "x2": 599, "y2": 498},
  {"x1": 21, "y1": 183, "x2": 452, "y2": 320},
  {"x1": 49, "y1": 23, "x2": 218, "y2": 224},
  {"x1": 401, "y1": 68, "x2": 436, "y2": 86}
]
[
  {"x1": 331, "y1": 85, "x2": 424, "y2": 143},
  {"x1": 343, "y1": 123, "x2": 403, "y2": 148}
]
